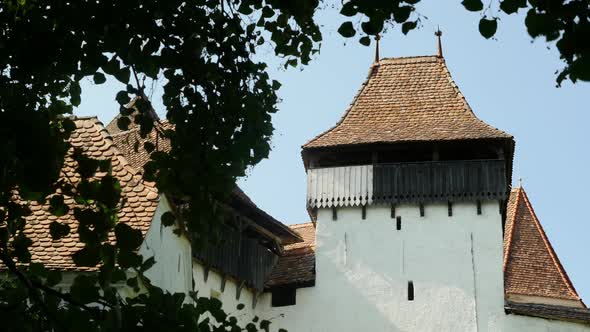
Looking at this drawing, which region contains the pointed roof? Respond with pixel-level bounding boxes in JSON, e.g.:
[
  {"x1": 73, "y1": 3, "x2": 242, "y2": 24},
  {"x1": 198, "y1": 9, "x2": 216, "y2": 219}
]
[
  {"x1": 303, "y1": 56, "x2": 512, "y2": 149},
  {"x1": 504, "y1": 186, "x2": 584, "y2": 306}
]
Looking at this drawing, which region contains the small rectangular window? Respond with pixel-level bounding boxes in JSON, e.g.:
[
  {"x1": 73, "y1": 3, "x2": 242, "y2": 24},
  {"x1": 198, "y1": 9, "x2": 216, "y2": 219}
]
[
  {"x1": 396, "y1": 216, "x2": 402, "y2": 230},
  {"x1": 271, "y1": 287, "x2": 296, "y2": 307},
  {"x1": 408, "y1": 281, "x2": 414, "y2": 301}
]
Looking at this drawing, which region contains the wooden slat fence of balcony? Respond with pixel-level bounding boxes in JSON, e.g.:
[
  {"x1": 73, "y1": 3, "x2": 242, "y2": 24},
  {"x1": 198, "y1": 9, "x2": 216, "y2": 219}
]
[
  {"x1": 373, "y1": 159, "x2": 507, "y2": 203},
  {"x1": 193, "y1": 228, "x2": 278, "y2": 292},
  {"x1": 307, "y1": 165, "x2": 373, "y2": 208}
]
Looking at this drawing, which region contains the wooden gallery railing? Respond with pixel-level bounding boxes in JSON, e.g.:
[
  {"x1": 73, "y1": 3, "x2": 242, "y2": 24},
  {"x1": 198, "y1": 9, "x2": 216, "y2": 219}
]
[
  {"x1": 307, "y1": 160, "x2": 507, "y2": 208},
  {"x1": 193, "y1": 228, "x2": 278, "y2": 292}
]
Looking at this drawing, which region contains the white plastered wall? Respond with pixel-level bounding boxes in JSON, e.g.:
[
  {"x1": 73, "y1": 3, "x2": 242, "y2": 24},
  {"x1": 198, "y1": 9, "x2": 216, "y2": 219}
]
[
  {"x1": 253, "y1": 202, "x2": 590, "y2": 332},
  {"x1": 138, "y1": 195, "x2": 192, "y2": 295}
]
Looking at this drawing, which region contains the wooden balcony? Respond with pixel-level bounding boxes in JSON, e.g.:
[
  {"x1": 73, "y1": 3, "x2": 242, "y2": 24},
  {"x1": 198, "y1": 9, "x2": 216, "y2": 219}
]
[
  {"x1": 193, "y1": 228, "x2": 278, "y2": 292},
  {"x1": 307, "y1": 160, "x2": 508, "y2": 208}
]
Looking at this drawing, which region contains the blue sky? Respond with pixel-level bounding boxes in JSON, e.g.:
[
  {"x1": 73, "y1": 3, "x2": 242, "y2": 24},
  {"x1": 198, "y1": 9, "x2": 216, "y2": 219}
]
[{"x1": 77, "y1": 3, "x2": 590, "y2": 302}]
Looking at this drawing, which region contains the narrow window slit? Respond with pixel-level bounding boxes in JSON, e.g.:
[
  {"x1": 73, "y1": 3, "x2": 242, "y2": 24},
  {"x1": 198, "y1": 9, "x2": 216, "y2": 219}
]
[
  {"x1": 476, "y1": 200, "x2": 482, "y2": 215},
  {"x1": 391, "y1": 204, "x2": 396, "y2": 218},
  {"x1": 362, "y1": 204, "x2": 367, "y2": 220},
  {"x1": 396, "y1": 216, "x2": 402, "y2": 231},
  {"x1": 419, "y1": 203, "x2": 425, "y2": 217},
  {"x1": 332, "y1": 206, "x2": 338, "y2": 221},
  {"x1": 448, "y1": 201, "x2": 453, "y2": 217},
  {"x1": 408, "y1": 281, "x2": 414, "y2": 301}
]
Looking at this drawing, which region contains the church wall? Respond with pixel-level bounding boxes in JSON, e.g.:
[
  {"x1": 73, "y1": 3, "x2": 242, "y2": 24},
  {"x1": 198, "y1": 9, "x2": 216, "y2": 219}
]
[
  {"x1": 256, "y1": 201, "x2": 504, "y2": 331},
  {"x1": 252, "y1": 201, "x2": 590, "y2": 332},
  {"x1": 254, "y1": 201, "x2": 503, "y2": 331},
  {"x1": 139, "y1": 196, "x2": 193, "y2": 295}
]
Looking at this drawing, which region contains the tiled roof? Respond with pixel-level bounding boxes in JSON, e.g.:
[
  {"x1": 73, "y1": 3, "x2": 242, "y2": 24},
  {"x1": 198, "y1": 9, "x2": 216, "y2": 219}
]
[
  {"x1": 109, "y1": 122, "x2": 301, "y2": 244},
  {"x1": 504, "y1": 187, "x2": 583, "y2": 305},
  {"x1": 110, "y1": 124, "x2": 171, "y2": 170},
  {"x1": 266, "y1": 222, "x2": 315, "y2": 288},
  {"x1": 23, "y1": 117, "x2": 159, "y2": 270},
  {"x1": 304, "y1": 56, "x2": 512, "y2": 149}
]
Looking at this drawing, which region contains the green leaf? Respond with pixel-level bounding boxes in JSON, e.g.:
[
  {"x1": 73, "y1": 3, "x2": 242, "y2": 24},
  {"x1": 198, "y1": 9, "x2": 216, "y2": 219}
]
[
  {"x1": 402, "y1": 21, "x2": 418, "y2": 35},
  {"x1": 499, "y1": 0, "x2": 526, "y2": 14},
  {"x1": 393, "y1": 6, "x2": 413, "y2": 23},
  {"x1": 49, "y1": 195, "x2": 69, "y2": 217},
  {"x1": 271, "y1": 80, "x2": 281, "y2": 90},
  {"x1": 237, "y1": 3, "x2": 253, "y2": 15},
  {"x1": 72, "y1": 246, "x2": 101, "y2": 267},
  {"x1": 114, "y1": 66, "x2": 131, "y2": 84},
  {"x1": 117, "y1": 116, "x2": 131, "y2": 131},
  {"x1": 462, "y1": 0, "x2": 483, "y2": 11},
  {"x1": 340, "y1": 2, "x2": 356, "y2": 17},
  {"x1": 359, "y1": 36, "x2": 371, "y2": 46},
  {"x1": 46, "y1": 270, "x2": 62, "y2": 286},
  {"x1": 93, "y1": 72, "x2": 106, "y2": 84},
  {"x1": 479, "y1": 17, "x2": 498, "y2": 39},
  {"x1": 49, "y1": 221, "x2": 71, "y2": 240},
  {"x1": 115, "y1": 223, "x2": 143, "y2": 251},
  {"x1": 29, "y1": 262, "x2": 47, "y2": 278},
  {"x1": 140, "y1": 256, "x2": 156, "y2": 272},
  {"x1": 337, "y1": 22, "x2": 356, "y2": 38},
  {"x1": 70, "y1": 275, "x2": 100, "y2": 304},
  {"x1": 116, "y1": 90, "x2": 130, "y2": 105},
  {"x1": 261, "y1": 6, "x2": 274, "y2": 18},
  {"x1": 117, "y1": 250, "x2": 142, "y2": 268},
  {"x1": 143, "y1": 141, "x2": 155, "y2": 153},
  {"x1": 161, "y1": 211, "x2": 176, "y2": 227}
]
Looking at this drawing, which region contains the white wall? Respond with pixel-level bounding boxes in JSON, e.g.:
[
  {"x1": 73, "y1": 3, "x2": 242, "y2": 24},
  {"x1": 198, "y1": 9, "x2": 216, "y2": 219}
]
[
  {"x1": 254, "y1": 202, "x2": 590, "y2": 332},
  {"x1": 139, "y1": 196, "x2": 192, "y2": 295},
  {"x1": 192, "y1": 262, "x2": 260, "y2": 326}
]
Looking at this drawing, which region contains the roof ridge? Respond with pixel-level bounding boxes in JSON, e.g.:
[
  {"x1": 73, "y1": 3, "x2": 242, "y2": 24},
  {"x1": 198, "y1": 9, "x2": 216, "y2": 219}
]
[
  {"x1": 503, "y1": 187, "x2": 521, "y2": 272},
  {"x1": 520, "y1": 188, "x2": 582, "y2": 304},
  {"x1": 378, "y1": 55, "x2": 440, "y2": 64}
]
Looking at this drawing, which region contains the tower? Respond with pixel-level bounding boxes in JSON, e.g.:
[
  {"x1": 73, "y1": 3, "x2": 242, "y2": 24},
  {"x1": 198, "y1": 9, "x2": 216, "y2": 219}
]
[{"x1": 299, "y1": 54, "x2": 515, "y2": 330}]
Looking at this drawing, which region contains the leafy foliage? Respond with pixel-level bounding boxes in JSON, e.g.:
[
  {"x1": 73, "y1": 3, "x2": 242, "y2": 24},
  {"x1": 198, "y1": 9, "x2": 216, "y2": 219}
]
[{"x1": 0, "y1": 0, "x2": 588, "y2": 331}]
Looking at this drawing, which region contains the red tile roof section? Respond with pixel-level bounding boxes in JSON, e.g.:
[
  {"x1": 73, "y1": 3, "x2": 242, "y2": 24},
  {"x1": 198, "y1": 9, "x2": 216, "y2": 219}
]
[
  {"x1": 504, "y1": 187, "x2": 583, "y2": 305},
  {"x1": 23, "y1": 117, "x2": 160, "y2": 270},
  {"x1": 304, "y1": 56, "x2": 511, "y2": 149},
  {"x1": 266, "y1": 222, "x2": 315, "y2": 288}
]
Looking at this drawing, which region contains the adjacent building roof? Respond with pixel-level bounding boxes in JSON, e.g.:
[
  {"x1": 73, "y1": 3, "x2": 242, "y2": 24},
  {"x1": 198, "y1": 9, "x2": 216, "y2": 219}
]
[
  {"x1": 303, "y1": 56, "x2": 512, "y2": 149},
  {"x1": 23, "y1": 117, "x2": 160, "y2": 270},
  {"x1": 266, "y1": 222, "x2": 315, "y2": 288},
  {"x1": 503, "y1": 186, "x2": 584, "y2": 306},
  {"x1": 108, "y1": 116, "x2": 302, "y2": 245}
]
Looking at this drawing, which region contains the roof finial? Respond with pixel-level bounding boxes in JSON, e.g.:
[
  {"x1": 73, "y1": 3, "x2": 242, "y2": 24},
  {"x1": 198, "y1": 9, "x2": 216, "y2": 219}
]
[
  {"x1": 374, "y1": 34, "x2": 380, "y2": 64},
  {"x1": 518, "y1": 177, "x2": 523, "y2": 188},
  {"x1": 435, "y1": 28, "x2": 443, "y2": 58}
]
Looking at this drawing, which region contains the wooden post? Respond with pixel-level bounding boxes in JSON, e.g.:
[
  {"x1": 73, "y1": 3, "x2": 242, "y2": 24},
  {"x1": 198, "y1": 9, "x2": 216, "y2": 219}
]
[
  {"x1": 203, "y1": 266, "x2": 210, "y2": 283},
  {"x1": 220, "y1": 275, "x2": 227, "y2": 292},
  {"x1": 236, "y1": 281, "x2": 245, "y2": 300}
]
